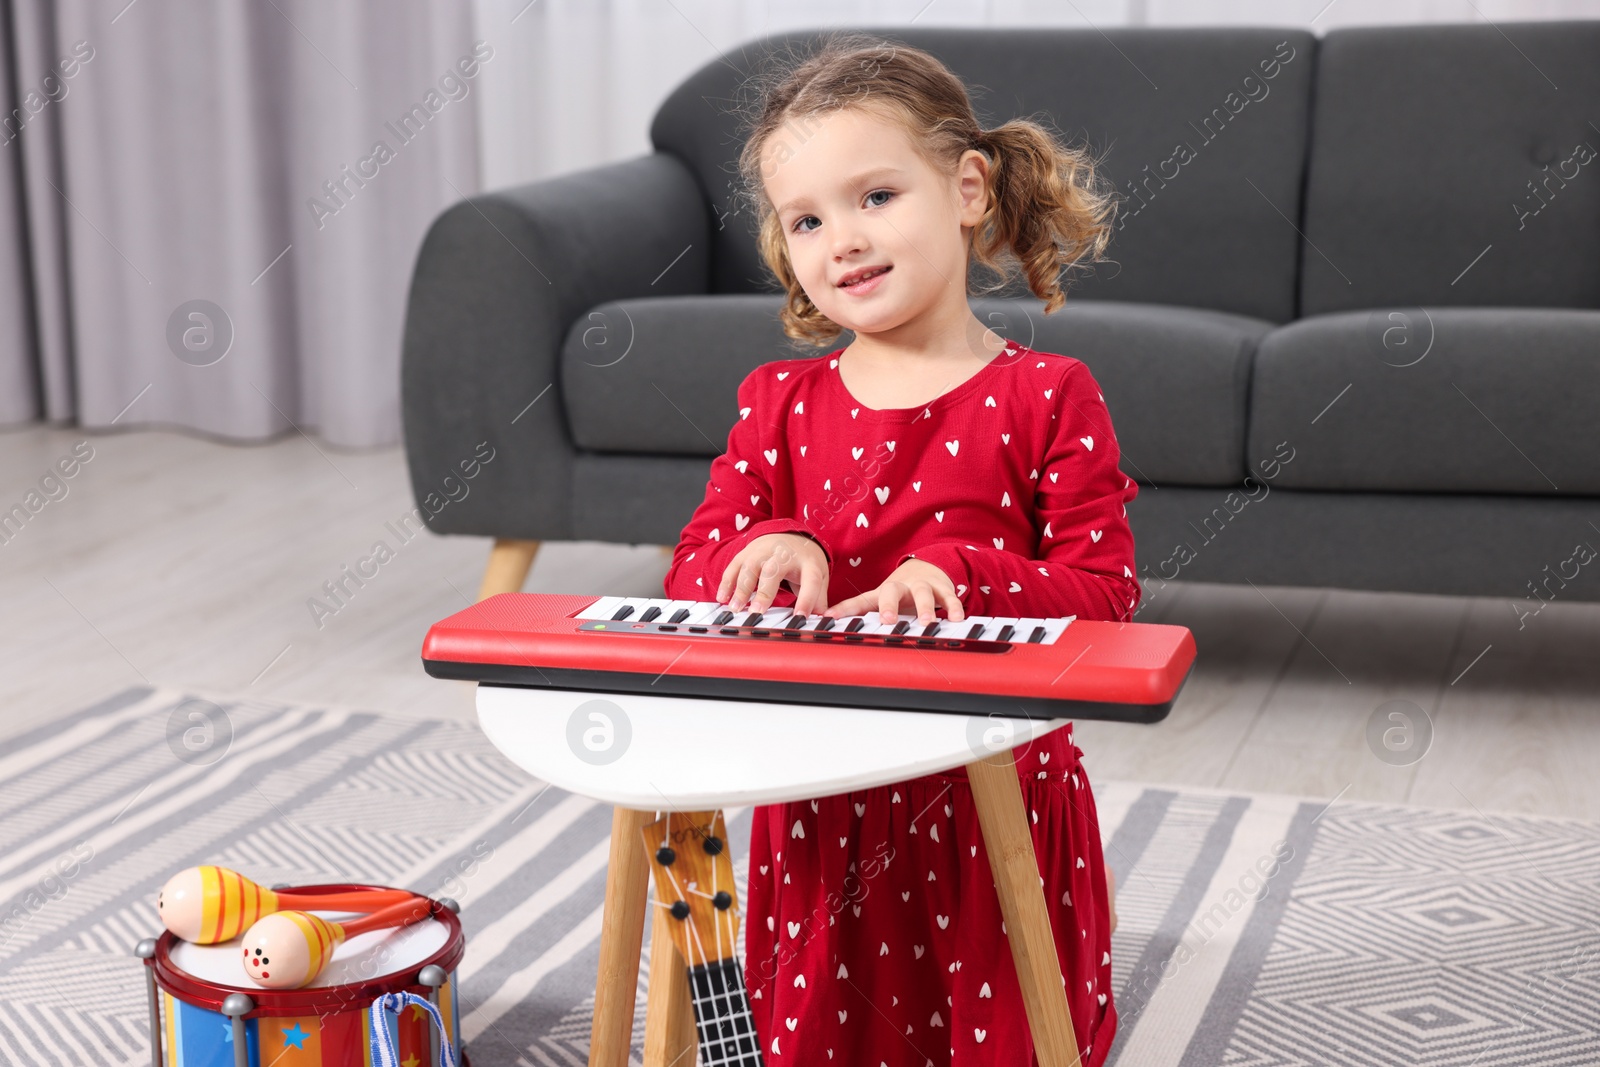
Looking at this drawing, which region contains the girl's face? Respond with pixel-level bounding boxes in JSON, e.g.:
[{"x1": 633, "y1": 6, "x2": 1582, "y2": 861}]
[{"x1": 762, "y1": 107, "x2": 989, "y2": 339}]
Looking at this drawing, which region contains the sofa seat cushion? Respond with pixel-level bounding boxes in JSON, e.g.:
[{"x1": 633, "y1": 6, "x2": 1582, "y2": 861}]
[
  {"x1": 1248, "y1": 307, "x2": 1600, "y2": 494},
  {"x1": 562, "y1": 295, "x2": 1271, "y2": 487}
]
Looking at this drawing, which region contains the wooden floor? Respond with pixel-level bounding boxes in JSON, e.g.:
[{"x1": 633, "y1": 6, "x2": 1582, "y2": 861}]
[{"x1": 3, "y1": 424, "x2": 1597, "y2": 821}]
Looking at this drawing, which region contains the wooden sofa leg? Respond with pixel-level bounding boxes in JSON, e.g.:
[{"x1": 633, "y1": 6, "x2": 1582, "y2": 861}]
[{"x1": 479, "y1": 539, "x2": 541, "y2": 601}]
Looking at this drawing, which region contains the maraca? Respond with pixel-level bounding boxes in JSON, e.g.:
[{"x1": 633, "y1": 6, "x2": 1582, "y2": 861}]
[
  {"x1": 241, "y1": 894, "x2": 433, "y2": 988},
  {"x1": 158, "y1": 865, "x2": 416, "y2": 944}
]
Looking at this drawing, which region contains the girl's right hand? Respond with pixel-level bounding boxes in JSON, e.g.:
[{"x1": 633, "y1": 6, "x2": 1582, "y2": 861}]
[{"x1": 717, "y1": 532, "x2": 830, "y2": 616}]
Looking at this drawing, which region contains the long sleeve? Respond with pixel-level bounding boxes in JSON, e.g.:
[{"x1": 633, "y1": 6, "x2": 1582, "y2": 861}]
[
  {"x1": 665, "y1": 370, "x2": 833, "y2": 605},
  {"x1": 899, "y1": 361, "x2": 1141, "y2": 622}
]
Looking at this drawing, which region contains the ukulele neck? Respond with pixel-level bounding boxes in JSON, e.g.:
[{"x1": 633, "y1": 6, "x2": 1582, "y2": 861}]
[{"x1": 687, "y1": 958, "x2": 763, "y2": 1066}]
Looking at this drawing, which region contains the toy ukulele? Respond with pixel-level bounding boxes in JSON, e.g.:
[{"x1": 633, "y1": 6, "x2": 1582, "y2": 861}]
[{"x1": 642, "y1": 810, "x2": 763, "y2": 1066}]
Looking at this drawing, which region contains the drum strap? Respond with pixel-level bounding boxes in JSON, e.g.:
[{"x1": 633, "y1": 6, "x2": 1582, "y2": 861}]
[{"x1": 368, "y1": 991, "x2": 459, "y2": 1067}]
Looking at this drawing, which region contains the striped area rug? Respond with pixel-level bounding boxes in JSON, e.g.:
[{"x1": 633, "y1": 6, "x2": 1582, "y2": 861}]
[{"x1": 0, "y1": 686, "x2": 1596, "y2": 1066}]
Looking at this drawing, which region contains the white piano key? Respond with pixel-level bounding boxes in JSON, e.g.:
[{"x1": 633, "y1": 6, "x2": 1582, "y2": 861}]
[
  {"x1": 1041, "y1": 616, "x2": 1075, "y2": 644},
  {"x1": 1013, "y1": 617, "x2": 1047, "y2": 643},
  {"x1": 576, "y1": 595, "x2": 630, "y2": 620},
  {"x1": 679, "y1": 601, "x2": 725, "y2": 624}
]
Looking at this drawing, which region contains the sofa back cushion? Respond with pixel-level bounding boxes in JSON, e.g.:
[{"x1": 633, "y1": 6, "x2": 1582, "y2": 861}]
[
  {"x1": 1300, "y1": 21, "x2": 1600, "y2": 316},
  {"x1": 651, "y1": 27, "x2": 1316, "y2": 323}
]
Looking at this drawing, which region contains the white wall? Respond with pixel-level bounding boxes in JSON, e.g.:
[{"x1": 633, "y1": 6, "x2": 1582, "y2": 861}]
[{"x1": 470, "y1": 0, "x2": 1599, "y2": 192}]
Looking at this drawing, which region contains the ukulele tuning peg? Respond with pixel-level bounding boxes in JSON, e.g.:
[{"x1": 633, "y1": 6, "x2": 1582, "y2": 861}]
[
  {"x1": 656, "y1": 846, "x2": 677, "y2": 866},
  {"x1": 670, "y1": 900, "x2": 691, "y2": 921},
  {"x1": 712, "y1": 891, "x2": 733, "y2": 911},
  {"x1": 702, "y1": 835, "x2": 724, "y2": 855}
]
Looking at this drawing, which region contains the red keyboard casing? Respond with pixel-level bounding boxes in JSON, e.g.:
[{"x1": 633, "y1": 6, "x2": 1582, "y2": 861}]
[{"x1": 422, "y1": 593, "x2": 1195, "y2": 724}]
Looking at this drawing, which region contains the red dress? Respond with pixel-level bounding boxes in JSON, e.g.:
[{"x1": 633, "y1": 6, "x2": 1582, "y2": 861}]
[{"x1": 664, "y1": 341, "x2": 1139, "y2": 1066}]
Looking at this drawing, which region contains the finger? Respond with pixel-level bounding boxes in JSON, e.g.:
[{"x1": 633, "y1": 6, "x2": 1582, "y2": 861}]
[
  {"x1": 940, "y1": 586, "x2": 966, "y2": 622},
  {"x1": 750, "y1": 555, "x2": 785, "y2": 613},
  {"x1": 729, "y1": 560, "x2": 760, "y2": 611},
  {"x1": 716, "y1": 557, "x2": 739, "y2": 605},
  {"x1": 824, "y1": 593, "x2": 869, "y2": 618},
  {"x1": 910, "y1": 582, "x2": 938, "y2": 625},
  {"x1": 878, "y1": 582, "x2": 902, "y2": 624},
  {"x1": 793, "y1": 561, "x2": 828, "y2": 617}
]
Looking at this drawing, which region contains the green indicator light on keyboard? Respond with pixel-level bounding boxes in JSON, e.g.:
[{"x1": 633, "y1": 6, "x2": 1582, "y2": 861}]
[{"x1": 595, "y1": 624, "x2": 607, "y2": 629}]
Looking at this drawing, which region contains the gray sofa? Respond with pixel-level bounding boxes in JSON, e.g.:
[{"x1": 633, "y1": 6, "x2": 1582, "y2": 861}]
[{"x1": 400, "y1": 22, "x2": 1600, "y2": 607}]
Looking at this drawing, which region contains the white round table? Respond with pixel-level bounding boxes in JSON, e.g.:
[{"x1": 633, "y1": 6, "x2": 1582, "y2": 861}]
[{"x1": 476, "y1": 684, "x2": 1070, "y2": 809}]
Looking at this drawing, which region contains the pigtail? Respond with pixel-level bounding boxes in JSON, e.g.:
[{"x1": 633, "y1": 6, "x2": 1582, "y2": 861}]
[{"x1": 971, "y1": 121, "x2": 1117, "y2": 314}]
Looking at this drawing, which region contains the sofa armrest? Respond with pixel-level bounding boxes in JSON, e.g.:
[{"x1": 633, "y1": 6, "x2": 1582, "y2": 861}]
[{"x1": 401, "y1": 152, "x2": 711, "y2": 539}]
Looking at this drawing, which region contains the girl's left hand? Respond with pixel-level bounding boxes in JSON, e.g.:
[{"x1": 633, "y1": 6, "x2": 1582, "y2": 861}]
[{"x1": 825, "y1": 558, "x2": 966, "y2": 625}]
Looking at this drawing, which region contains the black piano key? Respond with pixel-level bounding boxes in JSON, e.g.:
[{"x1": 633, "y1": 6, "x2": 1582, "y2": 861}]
[
  {"x1": 610, "y1": 604, "x2": 635, "y2": 621},
  {"x1": 743, "y1": 612, "x2": 764, "y2": 627},
  {"x1": 844, "y1": 617, "x2": 865, "y2": 632},
  {"x1": 967, "y1": 622, "x2": 986, "y2": 639},
  {"x1": 815, "y1": 616, "x2": 837, "y2": 631},
  {"x1": 785, "y1": 615, "x2": 807, "y2": 629},
  {"x1": 921, "y1": 621, "x2": 941, "y2": 637},
  {"x1": 891, "y1": 620, "x2": 911, "y2": 636},
  {"x1": 1028, "y1": 625, "x2": 1046, "y2": 643},
  {"x1": 668, "y1": 608, "x2": 691, "y2": 623},
  {"x1": 713, "y1": 610, "x2": 734, "y2": 625},
  {"x1": 639, "y1": 605, "x2": 662, "y2": 622},
  {"x1": 996, "y1": 624, "x2": 1015, "y2": 642}
]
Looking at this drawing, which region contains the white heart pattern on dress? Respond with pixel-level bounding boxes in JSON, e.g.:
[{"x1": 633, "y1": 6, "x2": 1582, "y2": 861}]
[
  {"x1": 985, "y1": 396, "x2": 996, "y2": 407},
  {"x1": 1001, "y1": 433, "x2": 1010, "y2": 444},
  {"x1": 794, "y1": 401, "x2": 804, "y2": 414},
  {"x1": 735, "y1": 514, "x2": 749, "y2": 530},
  {"x1": 945, "y1": 440, "x2": 959, "y2": 456},
  {"x1": 935, "y1": 511, "x2": 944, "y2": 522},
  {"x1": 875, "y1": 486, "x2": 889, "y2": 504},
  {"x1": 763, "y1": 449, "x2": 777, "y2": 465},
  {"x1": 913, "y1": 481, "x2": 921, "y2": 491},
  {"x1": 856, "y1": 513, "x2": 869, "y2": 528},
  {"x1": 1091, "y1": 530, "x2": 1103, "y2": 542},
  {"x1": 785, "y1": 1018, "x2": 798, "y2": 1031},
  {"x1": 777, "y1": 371, "x2": 789, "y2": 380},
  {"x1": 936, "y1": 915, "x2": 950, "y2": 929},
  {"x1": 992, "y1": 537, "x2": 1004, "y2": 550},
  {"x1": 852, "y1": 446, "x2": 864, "y2": 460},
  {"x1": 1009, "y1": 581, "x2": 1022, "y2": 592},
  {"x1": 1080, "y1": 435, "x2": 1094, "y2": 450},
  {"x1": 975, "y1": 1029, "x2": 987, "y2": 1044},
  {"x1": 849, "y1": 557, "x2": 862, "y2": 566}
]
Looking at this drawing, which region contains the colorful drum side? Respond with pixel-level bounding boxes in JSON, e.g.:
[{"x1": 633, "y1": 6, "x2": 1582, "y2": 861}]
[{"x1": 158, "y1": 969, "x2": 460, "y2": 1066}]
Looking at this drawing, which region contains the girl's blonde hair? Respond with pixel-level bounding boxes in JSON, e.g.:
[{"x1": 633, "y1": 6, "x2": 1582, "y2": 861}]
[{"x1": 735, "y1": 31, "x2": 1119, "y2": 347}]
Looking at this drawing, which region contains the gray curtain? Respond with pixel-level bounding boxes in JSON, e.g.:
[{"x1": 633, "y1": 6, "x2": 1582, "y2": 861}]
[{"x1": 0, "y1": 0, "x2": 481, "y2": 448}]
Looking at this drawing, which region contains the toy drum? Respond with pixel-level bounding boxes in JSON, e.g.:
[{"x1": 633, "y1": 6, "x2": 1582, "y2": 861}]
[{"x1": 136, "y1": 886, "x2": 467, "y2": 1067}]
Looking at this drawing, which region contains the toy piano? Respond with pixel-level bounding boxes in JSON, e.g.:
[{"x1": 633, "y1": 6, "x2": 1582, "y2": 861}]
[{"x1": 422, "y1": 592, "x2": 1195, "y2": 724}]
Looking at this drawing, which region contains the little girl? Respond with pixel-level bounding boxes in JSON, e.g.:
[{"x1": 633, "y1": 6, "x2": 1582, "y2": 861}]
[{"x1": 664, "y1": 33, "x2": 1137, "y2": 1067}]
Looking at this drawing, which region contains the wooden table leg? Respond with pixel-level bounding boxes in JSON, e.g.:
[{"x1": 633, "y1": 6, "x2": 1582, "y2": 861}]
[
  {"x1": 967, "y1": 750, "x2": 1084, "y2": 1067},
  {"x1": 478, "y1": 538, "x2": 541, "y2": 600},
  {"x1": 589, "y1": 806, "x2": 655, "y2": 1067},
  {"x1": 643, "y1": 905, "x2": 698, "y2": 1066}
]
